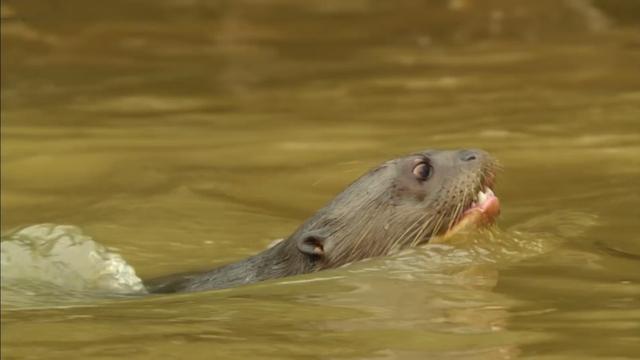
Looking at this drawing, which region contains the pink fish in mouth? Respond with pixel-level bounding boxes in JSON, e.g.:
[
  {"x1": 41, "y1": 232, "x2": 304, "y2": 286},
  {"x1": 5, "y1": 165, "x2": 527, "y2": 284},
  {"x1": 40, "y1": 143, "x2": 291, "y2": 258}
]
[{"x1": 444, "y1": 180, "x2": 501, "y2": 239}]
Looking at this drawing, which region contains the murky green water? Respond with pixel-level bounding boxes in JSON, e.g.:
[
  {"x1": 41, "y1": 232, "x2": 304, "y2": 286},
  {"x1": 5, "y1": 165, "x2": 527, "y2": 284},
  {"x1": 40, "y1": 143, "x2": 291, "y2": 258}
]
[{"x1": 2, "y1": 1, "x2": 640, "y2": 359}]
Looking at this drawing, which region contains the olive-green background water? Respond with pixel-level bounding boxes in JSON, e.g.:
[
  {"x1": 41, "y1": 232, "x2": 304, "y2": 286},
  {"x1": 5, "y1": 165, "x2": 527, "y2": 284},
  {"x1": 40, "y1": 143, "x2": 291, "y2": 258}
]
[{"x1": 2, "y1": 1, "x2": 640, "y2": 359}]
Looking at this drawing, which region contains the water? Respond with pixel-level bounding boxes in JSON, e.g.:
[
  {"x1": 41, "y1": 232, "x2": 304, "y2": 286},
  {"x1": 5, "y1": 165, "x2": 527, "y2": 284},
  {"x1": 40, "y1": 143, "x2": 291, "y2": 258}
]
[{"x1": 2, "y1": 1, "x2": 640, "y2": 359}]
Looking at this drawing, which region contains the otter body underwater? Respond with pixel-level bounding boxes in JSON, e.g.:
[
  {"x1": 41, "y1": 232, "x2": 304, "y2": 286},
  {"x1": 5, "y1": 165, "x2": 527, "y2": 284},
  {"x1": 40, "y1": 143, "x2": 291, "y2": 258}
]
[{"x1": 147, "y1": 149, "x2": 500, "y2": 293}]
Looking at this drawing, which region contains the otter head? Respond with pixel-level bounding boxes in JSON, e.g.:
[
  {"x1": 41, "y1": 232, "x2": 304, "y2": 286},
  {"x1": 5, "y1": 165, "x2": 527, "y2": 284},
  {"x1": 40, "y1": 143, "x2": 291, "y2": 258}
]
[{"x1": 290, "y1": 149, "x2": 500, "y2": 270}]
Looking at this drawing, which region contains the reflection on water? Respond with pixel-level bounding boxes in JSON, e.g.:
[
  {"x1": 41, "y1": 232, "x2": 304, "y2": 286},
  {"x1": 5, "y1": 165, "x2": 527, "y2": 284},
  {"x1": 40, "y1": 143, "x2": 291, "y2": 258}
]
[
  {"x1": 1, "y1": 213, "x2": 592, "y2": 359},
  {"x1": 2, "y1": 0, "x2": 640, "y2": 359}
]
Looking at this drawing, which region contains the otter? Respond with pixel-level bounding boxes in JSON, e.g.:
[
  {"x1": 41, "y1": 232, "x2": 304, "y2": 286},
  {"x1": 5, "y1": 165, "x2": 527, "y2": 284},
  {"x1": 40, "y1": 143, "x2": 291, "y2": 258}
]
[{"x1": 147, "y1": 149, "x2": 500, "y2": 293}]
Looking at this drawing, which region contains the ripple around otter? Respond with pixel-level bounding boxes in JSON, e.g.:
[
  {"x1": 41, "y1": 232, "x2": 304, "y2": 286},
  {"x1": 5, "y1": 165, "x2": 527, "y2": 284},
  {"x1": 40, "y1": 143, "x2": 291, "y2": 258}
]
[{"x1": 1, "y1": 210, "x2": 596, "y2": 309}]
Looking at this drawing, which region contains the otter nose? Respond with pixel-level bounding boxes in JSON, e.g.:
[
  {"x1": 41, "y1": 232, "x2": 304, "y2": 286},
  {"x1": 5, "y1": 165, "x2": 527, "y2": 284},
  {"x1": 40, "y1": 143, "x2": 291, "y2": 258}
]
[{"x1": 459, "y1": 149, "x2": 480, "y2": 162}]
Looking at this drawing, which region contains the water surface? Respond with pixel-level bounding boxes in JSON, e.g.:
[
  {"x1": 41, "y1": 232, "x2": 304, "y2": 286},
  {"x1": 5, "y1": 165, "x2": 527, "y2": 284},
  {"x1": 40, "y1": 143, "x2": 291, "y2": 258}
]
[{"x1": 2, "y1": 1, "x2": 640, "y2": 359}]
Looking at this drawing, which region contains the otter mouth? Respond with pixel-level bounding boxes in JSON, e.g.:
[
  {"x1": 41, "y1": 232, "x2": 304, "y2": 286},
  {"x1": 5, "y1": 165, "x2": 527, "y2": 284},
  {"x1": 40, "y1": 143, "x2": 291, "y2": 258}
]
[
  {"x1": 444, "y1": 185, "x2": 501, "y2": 238},
  {"x1": 463, "y1": 187, "x2": 500, "y2": 222}
]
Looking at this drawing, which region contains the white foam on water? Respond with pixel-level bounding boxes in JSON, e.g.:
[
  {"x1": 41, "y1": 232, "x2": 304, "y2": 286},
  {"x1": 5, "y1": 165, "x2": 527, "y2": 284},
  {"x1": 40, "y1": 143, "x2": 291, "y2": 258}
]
[{"x1": 1, "y1": 223, "x2": 146, "y2": 309}]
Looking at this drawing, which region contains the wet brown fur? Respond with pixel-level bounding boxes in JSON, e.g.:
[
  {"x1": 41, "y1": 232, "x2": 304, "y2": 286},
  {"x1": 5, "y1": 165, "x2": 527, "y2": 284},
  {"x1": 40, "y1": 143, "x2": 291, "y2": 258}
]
[{"x1": 147, "y1": 149, "x2": 498, "y2": 293}]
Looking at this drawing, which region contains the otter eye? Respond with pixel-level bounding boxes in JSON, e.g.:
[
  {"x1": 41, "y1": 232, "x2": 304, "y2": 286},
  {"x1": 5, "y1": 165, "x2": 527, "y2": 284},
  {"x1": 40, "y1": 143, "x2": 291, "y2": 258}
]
[{"x1": 412, "y1": 162, "x2": 432, "y2": 181}]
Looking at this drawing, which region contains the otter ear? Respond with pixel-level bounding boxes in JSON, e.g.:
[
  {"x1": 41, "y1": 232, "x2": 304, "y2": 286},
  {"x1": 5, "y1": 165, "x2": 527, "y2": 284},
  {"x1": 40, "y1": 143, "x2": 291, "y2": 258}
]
[{"x1": 296, "y1": 231, "x2": 328, "y2": 258}]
